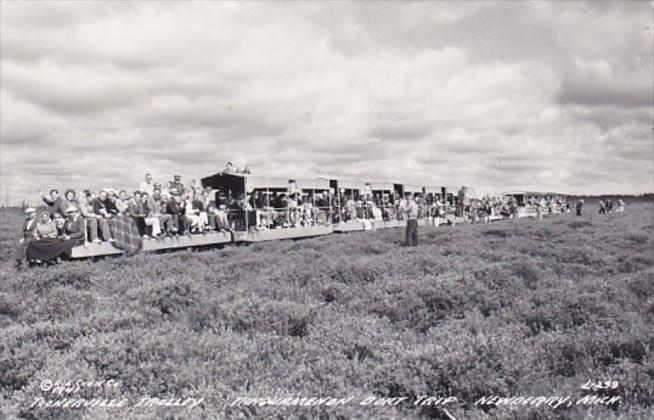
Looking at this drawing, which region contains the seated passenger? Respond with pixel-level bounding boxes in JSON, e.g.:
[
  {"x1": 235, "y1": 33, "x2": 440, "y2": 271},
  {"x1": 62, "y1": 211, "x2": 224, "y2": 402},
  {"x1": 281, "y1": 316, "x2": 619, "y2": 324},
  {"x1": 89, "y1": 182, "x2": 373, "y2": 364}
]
[
  {"x1": 371, "y1": 203, "x2": 383, "y2": 221},
  {"x1": 64, "y1": 189, "x2": 90, "y2": 241},
  {"x1": 128, "y1": 191, "x2": 148, "y2": 237},
  {"x1": 34, "y1": 212, "x2": 58, "y2": 239},
  {"x1": 116, "y1": 190, "x2": 130, "y2": 214},
  {"x1": 140, "y1": 192, "x2": 162, "y2": 238},
  {"x1": 271, "y1": 193, "x2": 286, "y2": 228},
  {"x1": 344, "y1": 196, "x2": 356, "y2": 221},
  {"x1": 63, "y1": 206, "x2": 86, "y2": 246},
  {"x1": 212, "y1": 191, "x2": 231, "y2": 232},
  {"x1": 228, "y1": 194, "x2": 254, "y2": 230},
  {"x1": 166, "y1": 189, "x2": 187, "y2": 235},
  {"x1": 53, "y1": 212, "x2": 67, "y2": 237},
  {"x1": 199, "y1": 188, "x2": 217, "y2": 230},
  {"x1": 40, "y1": 189, "x2": 70, "y2": 216},
  {"x1": 154, "y1": 182, "x2": 166, "y2": 196},
  {"x1": 185, "y1": 192, "x2": 207, "y2": 233},
  {"x1": 355, "y1": 200, "x2": 366, "y2": 219},
  {"x1": 93, "y1": 189, "x2": 117, "y2": 220},
  {"x1": 152, "y1": 192, "x2": 174, "y2": 235},
  {"x1": 78, "y1": 190, "x2": 108, "y2": 243},
  {"x1": 298, "y1": 195, "x2": 313, "y2": 226},
  {"x1": 105, "y1": 190, "x2": 120, "y2": 216}
]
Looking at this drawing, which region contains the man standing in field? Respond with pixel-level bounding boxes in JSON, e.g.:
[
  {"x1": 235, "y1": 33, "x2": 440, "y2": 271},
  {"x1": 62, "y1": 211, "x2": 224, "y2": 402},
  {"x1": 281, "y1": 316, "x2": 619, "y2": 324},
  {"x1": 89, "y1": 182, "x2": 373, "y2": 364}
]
[
  {"x1": 576, "y1": 199, "x2": 584, "y2": 216},
  {"x1": 14, "y1": 207, "x2": 37, "y2": 268},
  {"x1": 403, "y1": 193, "x2": 419, "y2": 246}
]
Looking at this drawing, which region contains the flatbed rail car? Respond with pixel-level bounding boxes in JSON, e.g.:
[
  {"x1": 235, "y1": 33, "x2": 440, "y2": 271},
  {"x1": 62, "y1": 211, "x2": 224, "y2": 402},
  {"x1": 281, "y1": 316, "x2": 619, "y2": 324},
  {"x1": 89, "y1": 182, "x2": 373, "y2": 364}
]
[
  {"x1": 61, "y1": 177, "x2": 573, "y2": 259},
  {"x1": 423, "y1": 185, "x2": 447, "y2": 226},
  {"x1": 502, "y1": 191, "x2": 566, "y2": 218},
  {"x1": 369, "y1": 181, "x2": 404, "y2": 230},
  {"x1": 326, "y1": 178, "x2": 370, "y2": 233},
  {"x1": 71, "y1": 231, "x2": 232, "y2": 258},
  {"x1": 201, "y1": 173, "x2": 333, "y2": 242}
]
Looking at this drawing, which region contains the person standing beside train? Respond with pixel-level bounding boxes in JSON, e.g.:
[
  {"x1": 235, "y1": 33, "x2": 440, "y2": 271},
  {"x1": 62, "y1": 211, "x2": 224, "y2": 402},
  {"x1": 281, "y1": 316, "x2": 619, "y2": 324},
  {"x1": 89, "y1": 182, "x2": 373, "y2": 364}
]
[
  {"x1": 14, "y1": 207, "x2": 37, "y2": 268},
  {"x1": 403, "y1": 194, "x2": 419, "y2": 246}
]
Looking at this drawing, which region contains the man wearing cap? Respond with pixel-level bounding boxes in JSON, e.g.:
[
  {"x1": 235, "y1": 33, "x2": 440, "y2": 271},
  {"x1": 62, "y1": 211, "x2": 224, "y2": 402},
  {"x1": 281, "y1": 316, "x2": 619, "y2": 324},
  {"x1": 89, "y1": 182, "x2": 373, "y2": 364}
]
[
  {"x1": 576, "y1": 199, "x2": 584, "y2": 216},
  {"x1": 165, "y1": 188, "x2": 186, "y2": 234},
  {"x1": 63, "y1": 206, "x2": 86, "y2": 246},
  {"x1": 402, "y1": 193, "x2": 419, "y2": 246},
  {"x1": 14, "y1": 208, "x2": 38, "y2": 268},
  {"x1": 170, "y1": 175, "x2": 185, "y2": 197}
]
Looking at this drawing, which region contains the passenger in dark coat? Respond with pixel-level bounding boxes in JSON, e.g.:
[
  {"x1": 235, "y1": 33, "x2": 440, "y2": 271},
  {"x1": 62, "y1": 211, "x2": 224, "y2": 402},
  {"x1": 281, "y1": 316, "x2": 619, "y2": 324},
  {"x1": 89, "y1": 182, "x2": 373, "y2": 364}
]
[
  {"x1": 576, "y1": 199, "x2": 584, "y2": 216},
  {"x1": 14, "y1": 207, "x2": 38, "y2": 268},
  {"x1": 40, "y1": 189, "x2": 70, "y2": 216},
  {"x1": 165, "y1": 190, "x2": 187, "y2": 234},
  {"x1": 63, "y1": 206, "x2": 86, "y2": 247}
]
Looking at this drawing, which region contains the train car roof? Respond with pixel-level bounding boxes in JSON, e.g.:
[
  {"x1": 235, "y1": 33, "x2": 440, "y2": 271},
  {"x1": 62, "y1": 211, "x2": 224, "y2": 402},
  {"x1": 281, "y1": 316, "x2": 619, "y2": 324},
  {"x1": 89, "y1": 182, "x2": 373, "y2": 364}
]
[
  {"x1": 319, "y1": 177, "x2": 369, "y2": 190},
  {"x1": 368, "y1": 181, "x2": 395, "y2": 191},
  {"x1": 202, "y1": 173, "x2": 329, "y2": 191},
  {"x1": 423, "y1": 185, "x2": 445, "y2": 193},
  {"x1": 403, "y1": 184, "x2": 423, "y2": 193},
  {"x1": 501, "y1": 191, "x2": 560, "y2": 196}
]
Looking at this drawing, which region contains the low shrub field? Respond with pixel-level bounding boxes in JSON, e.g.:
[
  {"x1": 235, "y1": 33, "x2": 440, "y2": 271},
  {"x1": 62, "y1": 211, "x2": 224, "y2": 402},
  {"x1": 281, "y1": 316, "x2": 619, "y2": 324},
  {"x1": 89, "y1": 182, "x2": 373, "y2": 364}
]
[{"x1": 0, "y1": 204, "x2": 652, "y2": 419}]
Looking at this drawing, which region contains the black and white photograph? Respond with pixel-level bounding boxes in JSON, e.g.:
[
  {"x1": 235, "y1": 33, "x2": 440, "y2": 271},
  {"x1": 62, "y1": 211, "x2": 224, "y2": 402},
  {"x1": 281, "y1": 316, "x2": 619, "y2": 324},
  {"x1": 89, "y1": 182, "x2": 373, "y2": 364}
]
[{"x1": 1, "y1": 1, "x2": 653, "y2": 419}]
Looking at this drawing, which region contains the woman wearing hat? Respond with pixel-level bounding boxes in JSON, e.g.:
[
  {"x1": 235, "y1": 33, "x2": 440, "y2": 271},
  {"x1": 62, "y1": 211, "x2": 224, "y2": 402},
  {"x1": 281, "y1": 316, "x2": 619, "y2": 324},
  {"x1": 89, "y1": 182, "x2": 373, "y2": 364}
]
[
  {"x1": 67, "y1": 189, "x2": 102, "y2": 243},
  {"x1": 63, "y1": 205, "x2": 86, "y2": 246},
  {"x1": 34, "y1": 212, "x2": 58, "y2": 239},
  {"x1": 25, "y1": 208, "x2": 83, "y2": 264}
]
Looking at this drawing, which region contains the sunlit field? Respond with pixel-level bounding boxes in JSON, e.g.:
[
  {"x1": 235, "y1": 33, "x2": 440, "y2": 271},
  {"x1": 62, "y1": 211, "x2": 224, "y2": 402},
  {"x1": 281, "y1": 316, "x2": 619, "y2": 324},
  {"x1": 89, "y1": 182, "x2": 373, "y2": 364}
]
[{"x1": 1, "y1": 203, "x2": 653, "y2": 420}]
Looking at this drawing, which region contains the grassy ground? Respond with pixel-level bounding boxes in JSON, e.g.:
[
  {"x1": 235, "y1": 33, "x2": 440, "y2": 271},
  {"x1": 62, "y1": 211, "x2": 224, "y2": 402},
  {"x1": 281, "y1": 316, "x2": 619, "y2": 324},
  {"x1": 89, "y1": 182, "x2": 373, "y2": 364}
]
[{"x1": 0, "y1": 204, "x2": 653, "y2": 420}]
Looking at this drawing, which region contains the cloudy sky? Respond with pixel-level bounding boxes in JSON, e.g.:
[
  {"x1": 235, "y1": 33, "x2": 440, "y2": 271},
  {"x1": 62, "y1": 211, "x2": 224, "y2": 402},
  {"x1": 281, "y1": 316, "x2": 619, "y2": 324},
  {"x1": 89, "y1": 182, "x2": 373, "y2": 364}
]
[{"x1": 1, "y1": 1, "x2": 652, "y2": 204}]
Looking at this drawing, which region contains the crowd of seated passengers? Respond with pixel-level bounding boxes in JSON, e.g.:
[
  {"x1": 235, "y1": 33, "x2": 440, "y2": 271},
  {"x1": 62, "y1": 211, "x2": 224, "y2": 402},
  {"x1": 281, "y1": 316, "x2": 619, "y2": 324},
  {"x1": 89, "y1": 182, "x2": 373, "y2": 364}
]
[
  {"x1": 14, "y1": 205, "x2": 88, "y2": 267},
  {"x1": 232, "y1": 191, "x2": 331, "y2": 229},
  {"x1": 36, "y1": 173, "x2": 241, "y2": 243}
]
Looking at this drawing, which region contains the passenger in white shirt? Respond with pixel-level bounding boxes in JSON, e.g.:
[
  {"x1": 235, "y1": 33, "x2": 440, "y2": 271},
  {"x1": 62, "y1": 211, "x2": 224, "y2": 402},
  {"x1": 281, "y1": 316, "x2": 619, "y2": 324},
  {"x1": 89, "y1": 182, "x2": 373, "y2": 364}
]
[{"x1": 139, "y1": 173, "x2": 155, "y2": 197}]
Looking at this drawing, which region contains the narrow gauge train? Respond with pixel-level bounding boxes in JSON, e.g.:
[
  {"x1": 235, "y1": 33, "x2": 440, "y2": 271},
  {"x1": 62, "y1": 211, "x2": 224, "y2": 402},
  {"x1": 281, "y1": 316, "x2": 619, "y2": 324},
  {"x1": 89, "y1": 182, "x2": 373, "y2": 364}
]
[{"x1": 68, "y1": 173, "x2": 561, "y2": 259}]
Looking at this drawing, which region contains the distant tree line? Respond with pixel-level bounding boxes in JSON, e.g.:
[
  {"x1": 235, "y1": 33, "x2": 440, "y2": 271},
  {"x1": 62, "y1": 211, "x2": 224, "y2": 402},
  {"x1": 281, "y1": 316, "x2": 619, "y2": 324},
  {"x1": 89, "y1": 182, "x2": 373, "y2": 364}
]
[{"x1": 566, "y1": 193, "x2": 654, "y2": 202}]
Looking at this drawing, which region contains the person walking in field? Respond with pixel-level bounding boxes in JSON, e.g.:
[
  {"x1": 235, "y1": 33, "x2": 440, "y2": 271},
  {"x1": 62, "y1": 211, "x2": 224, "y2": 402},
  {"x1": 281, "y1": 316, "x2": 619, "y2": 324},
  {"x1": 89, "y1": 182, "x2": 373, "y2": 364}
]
[
  {"x1": 575, "y1": 199, "x2": 584, "y2": 216},
  {"x1": 598, "y1": 200, "x2": 606, "y2": 215},
  {"x1": 535, "y1": 200, "x2": 543, "y2": 220},
  {"x1": 402, "y1": 194, "x2": 419, "y2": 246},
  {"x1": 616, "y1": 199, "x2": 625, "y2": 213}
]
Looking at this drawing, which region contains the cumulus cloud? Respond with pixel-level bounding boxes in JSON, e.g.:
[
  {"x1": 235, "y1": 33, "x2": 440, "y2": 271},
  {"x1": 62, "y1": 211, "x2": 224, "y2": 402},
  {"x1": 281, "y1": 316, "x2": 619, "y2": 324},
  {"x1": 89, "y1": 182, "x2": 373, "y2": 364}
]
[{"x1": 1, "y1": 1, "x2": 652, "y2": 205}]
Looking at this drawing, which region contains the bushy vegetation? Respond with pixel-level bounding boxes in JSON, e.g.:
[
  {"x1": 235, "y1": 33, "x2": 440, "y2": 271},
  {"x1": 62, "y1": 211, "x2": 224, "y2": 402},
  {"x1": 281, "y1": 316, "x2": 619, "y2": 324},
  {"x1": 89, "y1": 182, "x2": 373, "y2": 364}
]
[{"x1": 1, "y1": 204, "x2": 653, "y2": 419}]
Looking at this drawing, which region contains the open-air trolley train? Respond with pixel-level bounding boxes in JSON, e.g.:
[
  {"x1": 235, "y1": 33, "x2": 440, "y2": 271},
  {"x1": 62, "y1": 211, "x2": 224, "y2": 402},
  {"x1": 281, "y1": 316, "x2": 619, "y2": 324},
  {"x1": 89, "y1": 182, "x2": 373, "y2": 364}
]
[{"x1": 70, "y1": 173, "x2": 565, "y2": 259}]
